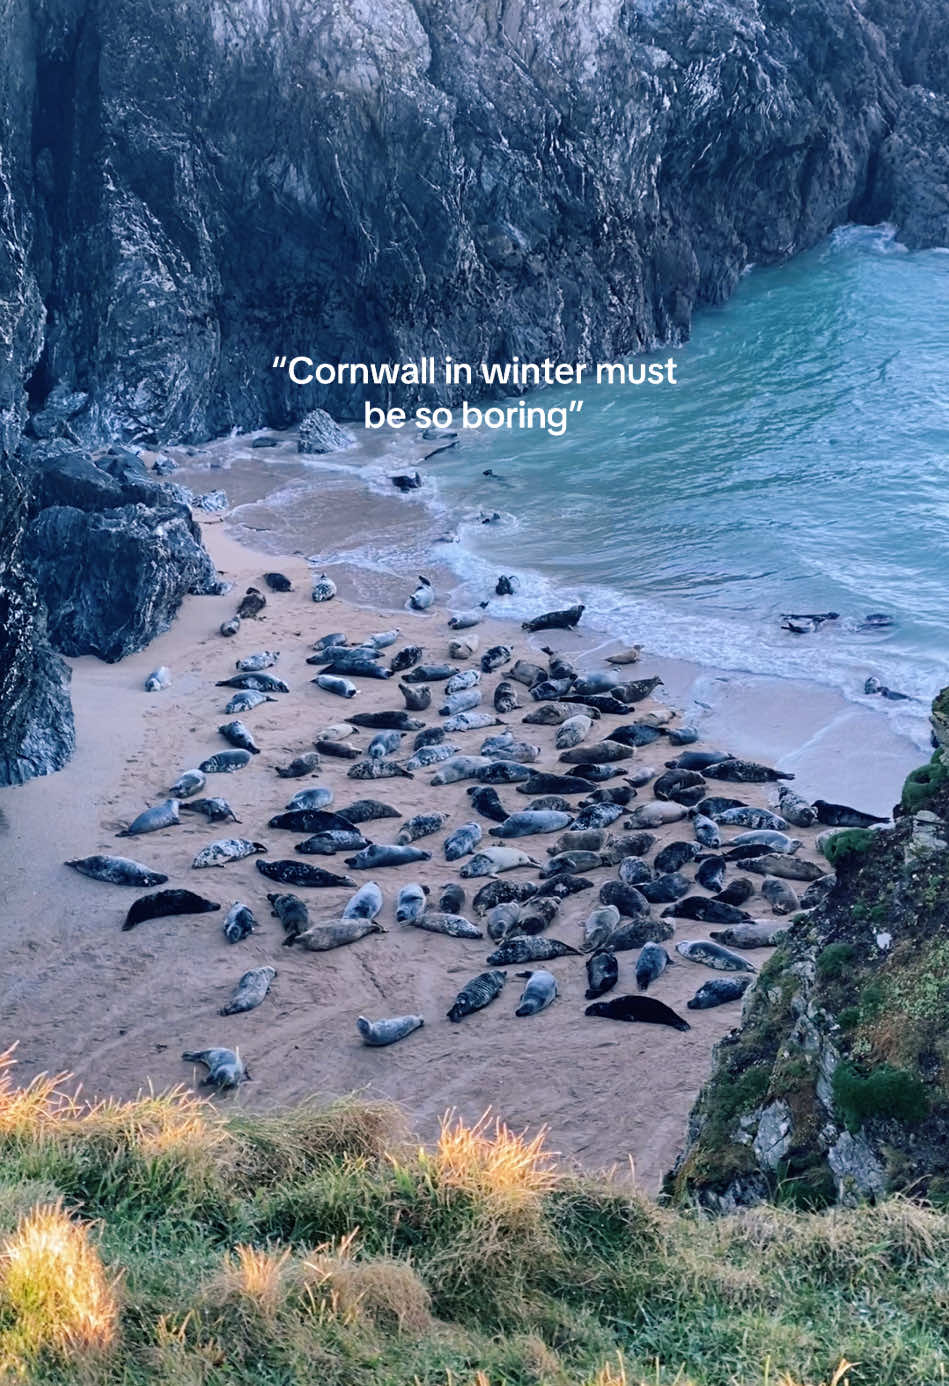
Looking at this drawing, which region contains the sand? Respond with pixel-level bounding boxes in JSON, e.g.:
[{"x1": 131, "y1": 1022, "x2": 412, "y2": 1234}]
[{"x1": 0, "y1": 521, "x2": 922, "y2": 1192}]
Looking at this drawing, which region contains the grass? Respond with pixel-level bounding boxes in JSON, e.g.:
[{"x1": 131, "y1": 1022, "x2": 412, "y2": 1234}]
[{"x1": 0, "y1": 1049, "x2": 945, "y2": 1384}]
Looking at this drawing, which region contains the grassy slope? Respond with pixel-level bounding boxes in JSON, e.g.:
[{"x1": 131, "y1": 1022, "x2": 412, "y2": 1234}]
[{"x1": 0, "y1": 1055, "x2": 946, "y2": 1385}]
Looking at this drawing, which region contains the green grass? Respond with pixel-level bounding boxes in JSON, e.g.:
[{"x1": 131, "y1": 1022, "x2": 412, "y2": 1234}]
[{"x1": 0, "y1": 1054, "x2": 946, "y2": 1385}]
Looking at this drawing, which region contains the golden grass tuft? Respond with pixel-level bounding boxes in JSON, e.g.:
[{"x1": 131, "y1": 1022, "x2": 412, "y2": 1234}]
[
  {"x1": 301, "y1": 1229, "x2": 433, "y2": 1333},
  {"x1": 230, "y1": 1093, "x2": 409, "y2": 1182},
  {"x1": 213, "y1": 1244, "x2": 293, "y2": 1319},
  {"x1": 426, "y1": 1109, "x2": 557, "y2": 1214},
  {"x1": 0, "y1": 1202, "x2": 120, "y2": 1370}
]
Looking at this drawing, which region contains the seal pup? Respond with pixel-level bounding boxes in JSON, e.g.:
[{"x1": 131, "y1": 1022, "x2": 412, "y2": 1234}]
[
  {"x1": 467, "y1": 786, "x2": 511, "y2": 823},
  {"x1": 813, "y1": 798, "x2": 888, "y2": 828},
  {"x1": 216, "y1": 673, "x2": 289, "y2": 693},
  {"x1": 487, "y1": 936, "x2": 579, "y2": 965},
  {"x1": 761, "y1": 876, "x2": 800, "y2": 914},
  {"x1": 225, "y1": 690, "x2": 276, "y2": 714},
  {"x1": 715, "y1": 807, "x2": 789, "y2": 831},
  {"x1": 286, "y1": 787, "x2": 334, "y2": 811},
  {"x1": 256, "y1": 859, "x2": 356, "y2": 888},
  {"x1": 481, "y1": 644, "x2": 513, "y2": 673},
  {"x1": 218, "y1": 721, "x2": 260, "y2": 754},
  {"x1": 490, "y1": 810, "x2": 572, "y2": 839},
  {"x1": 396, "y1": 883, "x2": 430, "y2": 923},
  {"x1": 181, "y1": 798, "x2": 240, "y2": 824},
  {"x1": 339, "y1": 799, "x2": 402, "y2": 823},
  {"x1": 68, "y1": 855, "x2": 169, "y2": 889},
  {"x1": 397, "y1": 812, "x2": 448, "y2": 844},
  {"x1": 705, "y1": 759, "x2": 794, "y2": 783},
  {"x1": 347, "y1": 711, "x2": 423, "y2": 730},
  {"x1": 220, "y1": 616, "x2": 241, "y2": 637},
  {"x1": 522, "y1": 604, "x2": 584, "y2": 632},
  {"x1": 411, "y1": 912, "x2": 483, "y2": 939},
  {"x1": 710, "y1": 922, "x2": 787, "y2": 949},
  {"x1": 169, "y1": 770, "x2": 206, "y2": 799},
  {"x1": 264, "y1": 571, "x2": 293, "y2": 591},
  {"x1": 274, "y1": 752, "x2": 321, "y2": 779},
  {"x1": 606, "y1": 646, "x2": 642, "y2": 665},
  {"x1": 236, "y1": 651, "x2": 279, "y2": 672},
  {"x1": 368, "y1": 730, "x2": 404, "y2": 759},
  {"x1": 494, "y1": 681, "x2": 519, "y2": 713},
  {"x1": 662, "y1": 897, "x2": 751, "y2": 924},
  {"x1": 675, "y1": 939, "x2": 757, "y2": 972},
  {"x1": 220, "y1": 967, "x2": 276, "y2": 1015},
  {"x1": 342, "y1": 882, "x2": 384, "y2": 920},
  {"x1": 486, "y1": 901, "x2": 521, "y2": 940},
  {"x1": 311, "y1": 573, "x2": 337, "y2": 602},
  {"x1": 556, "y1": 715, "x2": 592, "y2": 750},
  {"x1": 199, "y1": 749, "x2": 253, "y2": 773},
  {"x1": 692, "y1": 813, "x2": 721, "y2": 848},
  {"x1": 585, "y1": 950, "x2": 618, "y2": 999},
  {"x1": 440, "y1": 688, "x2": 482, "y2": 717},
  {"x1": 695, "y1": 856, "x2": 727, "y2": 893},
  {"x1": 294, "y1": 830, "x2": 368, "y2": 854},
  {"x1": 406, "y1": 745, "x2": 459, "y2": 771},
  {"x1": 400, "y1": 681, "x2": 432, "y2": 712},
  {"x1": 778, "y1": 786, "x2": 819, "y2": 828},
  {"x1": 222, "y1": 901, "x2": 256, "y2": 942},
  {"x1": 514, "y1": 970, "x2": 557, "y2": 1016},
  {"x1": 439, "y1": 882, "x2": 466, "y2": 914},
  {"x1": 117, "y1": 799, "x2": 180, "y2": 837},
  {"x1": 735, "y1": 853, "x2": 825, "y2": 882},
  {"x1": 357, "y1": 1015, "x2": 424, "y2": 1046},
  {"x1": 459, "y1": 847, "x2": 540, "y2": 877},
  {"x1": 314, "y1": 674, "x2": 357, "y2": 698},
  {"x1": 268, "y1": 892, "x2": 310, "y2": 941},
  {"x1": 444, "y1": 822, "x2": 483, "y2": 860},
  {"x1": 290, "y1": 919, "x2": 386, "y2": 950},
  {"x1": 582, "y1": 904, "x2": 621, "y2": 952},
  {"x1": 348, "y1": 759, "x2": 413, "y2": 780},
  {"x1": 654, "y1": 841, "x2": 701, "y2": 874},
  {"x1": 715, "y1": 878, "x2": 755, "y2": 907},
  {"x1": 347, "y1": 844, "x2": 431, "y2": 870},
  {"x1": 409, "y1": 575, "x2": 434, "y2": 610},
  {"x1": 448, "y1": 611, "x2": 482, "y2": 629},
  {"x1": 688, "y1": 977, "x2": 753, "y2": 1009},
  {"x1": 584, "y1": 996, "x2": 690, "y2": 1030},
  {"x1": 236, "y1": 587, "x2": 266, "y2": 618},
  {"x1": 145, "y1": 666, "x2": 171, "y2": 691},
  {"x1": 447, "y1": 971, "x2": 507, "y2": 1022},
  {"x1": 182, "y1": 1048, "x2": 249, "y2": 1089},
  {"x1": 635, "y1": 942, "x2": 672, "y2": 991},
  {"x1": 193, "y1": 839, "x2": 268, "y2": 869},
  {"x1": 472, "y1": 879, "x2": 538, "y2": 914},
  {"x1": 122, "y1": 889, "x2": 220, "y2": 929},
  {"x1": 314, "y1": 740, "x2": 361, "y2": 761}
]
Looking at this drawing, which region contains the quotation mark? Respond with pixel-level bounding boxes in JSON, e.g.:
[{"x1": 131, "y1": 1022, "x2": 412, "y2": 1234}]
[
  {"x1": 569, "y1": 400, "x2": 583, "y2": 413},
  {"x1": 272, "y1": 356, "x2": 288, "y2": 369}
]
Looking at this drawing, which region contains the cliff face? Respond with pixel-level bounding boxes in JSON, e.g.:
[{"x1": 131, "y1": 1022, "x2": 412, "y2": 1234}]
[
  {"x1": 1, "y1": 0, "x2": 948, "y2": 782},
  {"x1": 670, "y1": 696, "x2": 949, "y2": 1211}
]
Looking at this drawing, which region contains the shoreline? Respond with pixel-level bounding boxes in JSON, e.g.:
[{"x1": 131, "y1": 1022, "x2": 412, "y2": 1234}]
[{"x1": 0, "y1": 508, "x2": 923, "y2": 1191}]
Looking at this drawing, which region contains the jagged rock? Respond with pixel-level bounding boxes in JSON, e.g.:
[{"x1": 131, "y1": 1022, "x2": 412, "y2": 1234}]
[
  {"x1": 752, "y1": 1101, "x2": 794, "y2": 1172},
  {"x1": 25, "y1": 503, "x2": 224, "y2": 661},
  {"x1": 192, "y1": 490, "x2": 228, "y2": 512},
  {"x1": 827, "y1": 1130, "x2": 887, "y2": 1205},
  {"x1": 297, "y1": 410, "x2": 356, "y2": 455}
]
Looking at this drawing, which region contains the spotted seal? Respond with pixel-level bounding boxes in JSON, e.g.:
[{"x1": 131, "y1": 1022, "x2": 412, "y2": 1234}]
[
  {"x1": 256, "y1": 859, "x2": 355, "y2": 888},
  {"x1": 486, "y1": 936, "x2": 578, "y2": 964},
  {"x1": 68, "y1": 855, "x2": 169, "y2": 888},
  {"x1": 397, "y1": 812, "x2": 448, "y2": 843},
  {"x1": 169, "y1": 769, "x2": 206, "y2": 798},
  {"x1": 193, "y1": 839, "x2": 267, "y2": 868},
  {"x1": 199, "y1": 749, "x2": 253, "y2": 773},
  {"x1": 447, "y1": 970, "x2": 507, "y2": 1022},
  {"x1": 222, "y1": 901, "x2": 256, "y2": 942},
  {"x1": 225, "y1": 690, "x2": 277, "y2": 714}
]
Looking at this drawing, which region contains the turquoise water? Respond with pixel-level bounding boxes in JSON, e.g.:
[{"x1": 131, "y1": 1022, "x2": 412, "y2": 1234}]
[{"x1": 421, "y1": 225, "x2": 948, "y2": 741}]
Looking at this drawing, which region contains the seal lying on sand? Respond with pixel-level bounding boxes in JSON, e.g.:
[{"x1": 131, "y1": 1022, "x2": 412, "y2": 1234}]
[
  {"x1": 487, "y1": 936, "x2": 578, "y2": 965},
  {"x1": 222, "y1": 901, "x2": 256, "y2": 942},
  {"x1": 117, "y1": 799, "x2": 180, "y2": 837},
  {"x1": 584, "y1": 995, "x2": 690, "y2": 1030},
  {"x1": 675, "y1": 939, "x2": 757, "y2": 972},
  {"x1": 290, "y1": 919, "x2": 385, "y2": 950},
  {"x1": 182, "y1": 1047, "x2": 249, "y2": 1089},
  {"x1": 585, "y1": 950, "x2": 618, "y2": 999},
  {"x1": 256, "y1": 859, "x2": 355, "y2": 888},
  {"x1": 357, "y1": 1014, "x2": 424, "y2": 1046},
  {"x1": 514, "y1": 970, "x2": 557, "y2": 1016},
  {"x1": 68, "y1": 855, "x2": 168, "y2": 888},
  {"x1": 447, "y1": 970, "x2": 507, "y2": 1022},
  {"x1": 687, "y1": 977, "x2": 752, "y2": 1009},
  {"x1": 122, "y1": 889, "x2": 220, "y2": 930},
  {"x1": 220, "y1": 967, "x2": 275, "y2": 1015},
  {"x1": 193, "y1": 839, "x2": 267, "y2": 868},
  {"x1": 199, "y1": 749, "x2": 253, "y2": 772},
  {"x1": 268, "y1": 892, "x2": 310, "y2": 941}
]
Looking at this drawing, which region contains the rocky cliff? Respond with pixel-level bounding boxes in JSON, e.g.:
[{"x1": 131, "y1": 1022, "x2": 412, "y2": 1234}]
[
  {"x1": 670, "y1": 695, "x2": 949, "y2": 1210},
  {"x1": 1, "y1": 0, "x2": 948, "y2": 781}
]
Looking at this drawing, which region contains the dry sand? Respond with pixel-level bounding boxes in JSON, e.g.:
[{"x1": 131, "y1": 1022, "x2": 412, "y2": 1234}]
[{"x1": 0, "y1": 522, "x2": 921, "y2": 1191}]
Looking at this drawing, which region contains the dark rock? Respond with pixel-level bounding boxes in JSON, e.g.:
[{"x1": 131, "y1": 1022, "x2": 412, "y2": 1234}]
[
  {"x1": 25, "y1": 503, "x2": 223, "y2": 661},
  {"x1": 297, "y1": 410, "x2": 356, "y2": 455}
]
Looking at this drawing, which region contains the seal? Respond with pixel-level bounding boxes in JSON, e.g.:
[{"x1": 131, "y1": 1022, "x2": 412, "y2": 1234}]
[
  {"x1": 236, "y1": 587, "x2": 266, "y2": 618},
  {"x1": 521, "y1": 604, "x2": 584, "y2": 632},
  {"x1": 413, "y1": 727, "x2": 446, "y2": 749},
  {"x1": 730, "y1": 830, "x2": 801, "y2": 854},
  {"x1": 269, "y1": 809, "x2": 359, "y2": 834},
  {"x1": 635, "y1": 942, "x2": 672, "y2": 991},
  {"x1": 522, "y1": 702, "x2": 573, "y2": 725},
  {"x1": 459, "y1": 847, "x2": 540, "y2": 878},
  {"x1": 339, "y1": 799, "x2": 402, "y2": 823},
  {"x1": 472, "y1": 761, "x2": 532, "y2": 785},
  {"x1": 318, "y1": 649, "x2": 391, "y2": 679},
  {"x1": 367, "y1": 731, "x2": 405, "y2": 760},
  {"x1": 559, "y1": 740, "x2": 633, "y2": 766},
  {"x1": 122, "y1": 888, "x2": 220, "y2": 929},
  {"x1": 444, "y1": 711, "x2": 503, "y2": 732},
  {"x1": 268, "y1": 892, "x2": 310, "y2": 941},
  {"x1": 490, "y1": 810, "x2": 573, "y2": 840},
  {"x1": 291, "y1": 919, "x2": 386, "y2": 950},
  {"x1": 168, "y1": 770, "x2": 206, "y2": 799},
  {"x1": 199, "y1": 749, "x2": 253, "y2": 773},
  {"x1": 181, "y1": 797, "x2": 240, "y2": 824},
  {"x1": 584, "y1": 995, "x2": 690, "y2": 1030},
  {"x1": 286, "y1": 787, "x2": 334, "y2": 811},
  {"x1": 216, "y1": 672, "x2": 289, "y2": 693},
  {"x1": 735, "y1": 853, "x2": 825, "y2": 882},
  {"x1": 550, "y1": 829, "x2": 605, "y2": 856},
  {"x1": 715, "y1": 878, "x2": 755, "y2": 906},
  {"x1": 222, "y1": 901, "x2": 256, "y2": 942},
  {"x1": 778, "y1": 786, "x2": 819, "y2": 828},
  {"x1": 691, "y1": 813, "x2": 721, "y2": 848},
  {"x1": 117, "y1": 799, "x2": 180, "y2": 837},
  {"x1": 400, "y1": 682, "x2": 432, "y2": 712},
  {"x1": 406, "y1": 745, "x2": 459, "y2": 771},
  {"x1": 218, "y1": 721, "x2": 261, "y2": 754},
  {"x1": 705, "y1": 759, "x2": 794, "y2": 783},
  {"x1": 529, "y1": 678, "x2": 573, "y2": 702},
  {"x1": 610, "y1": 723, "x2": 662, "y2": 748},
  {"x1": 220, "y1": 616, "x2": 241, "y2": 637},
  {"x1": 601, "y1": 831, "x2": 656, "y2": 861},
  {"x1": 447, "y1": 970, "x2": 507, "y2": 1022},
  {"x1": 446, "y1": 669, "x2": 481, "y2": 694},
  {"x1": 598, "y1": 881, "x2": 649, "y2": 917},
  {"x1": 638, "y1": 872, "x2": 688, "y2": 904},
  {"x1": 675, "y1": 939, "x2": 757, "y2": 972},
  {"x1": 145, "y1": 665, "x2": 171, "y2": 691},
  {"x1": 448, "y1": 611, "x2": 482, "y2": 630},
  {"x1": 404, "y1": 664, "x2": 457, "y2": 684},
  {"x1": 471, "y1": 879, "x2": 538, "y2": 914},
  {"x1": 486, "y1": 936, "x2": 578, "y2": 964},
  {"x1": 467, "y1": 786, "x2": 510, "y2": 823},
  {"x1": 264, "y1": 571, "x2": 293, "y2": 591},
  {"x1": 395, "y1": 883, "x2": 429, "y2": 923},
  {"x1": 543, "y1": 850, "x2": 602, "y2": 879},
  {"x1": 444, "y1": 822, "x2": 483, "y2": 861},
  {"x1": 342, "y1": 882, "x2": 384, "y2": 920},
  {"x1": 397, "y1": 812, "x2": 448, "y2": 844},
  {"x1": 710, "y1": 921, "x2": 787, "y2": 948},
  {"x1": 408, "y1": 575, "x2": 434, "y2": 610},
  {"x1": 608, "y1": 917, "x2": 672, "y2": 950},
  {"x1": 514, "y1": 969, "x2": 557, "y2": 1016},
  {"x1": 619, "y1": 858, "x2": 657, "y2": 888},
  {"x1": 439, "y1": 882, "x2": 466, "y2": 914},
  {"x1": 389, "y1": 644, "x2": 422, "y2": 673},
  {"x1": 182, "y1": 1047, "x2": 249, "y2": 1089},
  {"x1": 440, "y1": 688, "x2": 482, "y2": 717},
  {"x1": 225, "y1": 690, "x2": 276, "y2": 713},
  {"x1": 687, "y1": 977, "x2": 753, "y2": 1009},
  {"x1": 480, "y1": 733, "x2": 539, "y2": 762},
  {"x1": 295, "y1": 830, "x2": 368, "y2": 854},
  {"x1": 481, "y1": 644, "x2": 513, "y2": 673},
  {"x1": 347, "y1": 711, "x2": 424, "y2": 730},
  {"x1": 714, "y1": 807, "x2": 789, "y2": 831},
  {"x1": 516, "y1": 772, "x2": 591, "y2": 797},
  {"x1": 274, "y1": 752, "x2": 321, "y2": 778},
  {"x1": 193, "y1": 839, "x2": 268, "y2": 869},
  {"x1": 663, "y1": 897, "x2": 751, "y2": 924},
  {"x1": 582, "y1": 904, "x2": 621, "y2": 952},
  {"x1": 654, "y1": 841, "x2": 700, "y2": 874},
  {"x1": 348, "y1": 759, "x2": 413, "y2": 780},
  {"x1": 761, "y1": 876, "x2": 800, "y2": 913},
  {"x1": 585, "y1": 950, "x2": 618, "y2": 999},
  {"x1": 666, "y1": 725, "x2": 698, "y2": 745},
  {"x1": 624, "y1": 801, "x2": 689, "y2": 830},
  {"x1": 411, "y1": 912, "x2": 483, "y2": 939},
  {"x1": 800, "y1": 874, "x2": 836, "y2": 909},
  {"x1": 311, "y1": 573, "x2": 337, "y2": 602},
  {"x1": 236, "y1": 651, "x2": 280, "y2": 672},
  {"x1": 695, "y1": 856, "x2": 727, "y2": 892},
  {"x1": 606, "y1": 646, "x2": 642, "y2": 665},
  {"x1": 528, "y1": 796, "x2": 573, "y2": 814},
  {"x1": 430, "y1": 755, "x2": 491, "y2": 785},
  {"x1": 494, "y1": 681, "x2": 519, "y2": 713},
  {"x1": 487, "y1": 901, "x2": 521, "y2": 940},
  {"x1": 357, "y1": 1014, "x2": 424, "y2": 1046},
  {"x1": 67, "y1": 851, "x2": 169, "y2": 890},
  {"x1": 555, "y1": 715, "x2": 592, "y2": 751},
  {"x1": 256, "y1": 859, "x2": 356, "y2": 888},
  {"x1": 813, "y1": 798, "x2": 888, "y2": 828},
  {"x1": 220, "y1": 967, "x2": 276, "y2": 1015},
  {"x1": 654, "y1": 770, "x2": 707, "y2": 807},
  {"x1": 346, "y1": 844, "x2": 431, "y2": 869},
  {"x1": 314, "y1": 674, "x2": 357, "y2": 698},
  {"x1": 314, "y1": 740, "x2": 361, "y2": 760},
  {"x1": 312, "y1": 632, "x2": 348, "y2": 654},
  {"x1": 516, "y1": 897, "x2": 560, "y2": 935}
]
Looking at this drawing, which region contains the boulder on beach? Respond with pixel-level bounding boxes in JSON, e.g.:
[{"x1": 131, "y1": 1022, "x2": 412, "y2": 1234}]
[{"x1": 297, "y1": 409, "x2": 356, "y2": 455}]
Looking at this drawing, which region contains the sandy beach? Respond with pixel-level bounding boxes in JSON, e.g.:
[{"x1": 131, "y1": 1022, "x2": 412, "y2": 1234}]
[{"x1": 0, "y1": 513, "x2": 922, "y2": 1192}]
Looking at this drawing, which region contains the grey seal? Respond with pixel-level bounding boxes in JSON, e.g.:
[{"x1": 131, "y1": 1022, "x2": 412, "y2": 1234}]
[
  {"x1": 390, "y1": 644, "x2": 423, "y2": 672},
  {"x1": 662, "y1": 897, "x2": 751, "y2": 924},
  {"x1": 342, "y1": 882, "x2": 384, "y2": 920},
  {"x1": 403, "y1": 663, "x2": 457, "y2": 683},
  {"x1": 276, "y1": 755, "x2": 324, "y2": 781},
  {"x1": 695, "y1": 857, "x2": 727, "y2": 893},
  {"x1": 215, "y1": 672, "x2": 289, "y2": 693},
  {"x1": 368, "y1": 731, "x2": 405, "y2": 759},
  {"x1": 256, "y1": 859, "x2": 356, "y2": 888},
  {"x1": 761, "y1": 876, "x2": 800, "y2": 913},
  {"x1": 522, "y1": 703, "x2": 574, "y2": 725},
  {"x1": 443, "y1": 711, "x2": 503, "y2": 732},
  {"x1": 517, "y1": 897, "x2": 560, "y2": 934},
  {"x1": 687, "y1": 977, "x2": 753, "y2": 1009},
  {"x1": 439, "y1": 882, "x2": 466, "y2": 913},
  {"x1": 445, "y1": 669, "x2": 481, "y2": 693},
  {"x1": 705, "y1": 759, "x2": 794, "y2": 783},
  {"x1": 607, "y1": 917, "x2": 672, "y2": 951},
  {"x1": 400, "y1": 682, "x2": 432, "y2": 712},
  {"x1": 486, "y1": 936, "x2": 579, "y2": 964},
  {"x1": 515, "y1": 772, "x2": 591, "y2": 797},
  {"x1": 617, "y1": 858, "x2": 656, "y2": 888},
  {"x1": 638, "y1": 871, "x2": 689, "y2": 904},
  {"x1": 514, "y1": 969, "x2": 557, "y2": 1016},
  {"x1": 268, "y1": 892, "x2": 310, "y2": 941},
  {"x1": 569, "y1": 803, "x2": 624, "y2": 830},
  {"x1": 357, "y1": 1015, "x2": 424, "y2": 1046},
  {"x1": 339, "y1": 799, "x2": 402, "y2": 823},
  {"x1": 236, "y1": 651, "x2": 280, "y2": 672},
  {"x1": 199, "y1": 749, "x2": 253, "y2": 773},
  {"x1": 182, "y1": 1047, "x2": 249, "y2": 1089},
  {"x1": 692, "y1": 813, "x2": 721, "y2": 848},
  {"x1": 68, "y1": 855, "x2": 169, "y2": 888},
  {"x1": 236, "y1": 587, "x2": 266, "y2": 618},
  {"x1": 313, "y1": 739, "x2": 360, "y2": 760},
  {"x1": 117, "y1": 799, "x2": 180, "y2": 837},
  {"x1": 286, "y1": 787, "x2": 334, "y2": 811},
  {"x1": 494, "y1": 681, "x2": 519, "y2": 713},
  {"x1": 582, "y1": 904, "x2": 621, "y2": 952},
  {"x1": 778, "y1": 787, "x2": 819, "y2": 828},
  {"x1": 311, "y1": 573, "x2": 337, "y2": 602},
  {"x1": 481, "y1": 644, "x2": 513, "y2": 673},
  {"x1": 411, "y1": 912, "x2": 483, "y2": 939},
  {"x1": 585, "y1": 950, "x2": 618, "y2": 999},
  {"x1": 221, "y1": 964, "x2": 277, "y2": 1020},
  {"x1": 193, "y1": 839, "x2": 268, "y2": 869},
  {"x1": 145, "y1": 665, "x2": 171, "y2": 691},
  {"x1": 736, "y1": 853, "x2": 825, "y2": 881},
  {"x1": 447, "y1": 970, "x2": 507, "y2": 1022},
  {"x1": 439, "y1": 688, "x2": 482, "y2": 717},
  {"x1": 347, "y1": 710, "x2": 424, "y2": 730},
  {"x1": 225, "y1": 690, "x2": 277, "y2": 713},
  {"x1": 408, "y1": 575, "x2": 434, "y2": 610},
  {"x1": 405, "y1": 745, "x2": 459, "y2": 771},
  {"x1": 397, "y1": 812, "x2": 448, "y2": 843},
  {"x1": 169, "y1": 769, "x2": 206, "y2": 798},
  {"x1": 180, "y1": 798, "x2": 240, "y2": 824},
  {"x1": 291, "y1": 919, "x2": 386, "y2": 950},
  {"x1": 584, "y1": 995, "x2": 690, "y2": 1030},
  {"x1": 521, "y1": 604, "x2": 584, "y2": 632},
  {"x1": 715, "y1": 878, "x2": 756, "y2": 906},
  {"x1": 509, "y1": 659, "x2": 547, "y2": 687},
  {"x1": 222, "y1": 901, "x2": 256, "y2": 942},
  {"x1": 347, "y1": 844, "x2": 431, "y2": 869},
  {"x1": 472, "y1": 761, "x2": 533, "y2": 784},
  {"x1": 218, "y1": 721, "x2": 260, "y2": 754},
  {"x1": 313, "y1": 674, "x2": 357, "y2": 698},
  {"x1": 268, "y1": 809, "x2": 360, "y2": 834},
  {"x1": 710, "y1": 922, "x2": 788, "y2": 948},
  {"x1": 490, "y1": 810, "x2": 572, "y2": 839},
  {"x1": 730, "y1": 830, "x2": 801, "y2": 853},
  {"x1": 294, "y1": 830, "x2": 368, "y2": 854},
  {"x1": 122, "y1": 889, "x2": 220, "y2": 929},
  {"x1": 714, "y1": 807, "x2": 789, "y2": 831},
  {"x1": 459, "y1": 847, "x2": 539, "y2": 877},
  {"x1": 472, "y1": 879, "x2": 538, "y2": 914},
  {"x1": 813, "y1": 798, "x2": 888, "y2": 827},
  {"x1": 635, "y1": 942, "x2": 672, "y2": 991},
  {"x1": 348, "y1": 759, "x2": 413, "y2": 780},
  {"x1": 448, "y1": 636, "x2": 479, "y2": 661},
  {"x1": 220, "y1": 615, "x2": 241, "y2": 637},
  {"x1": 654, "y1": 841, "x2": 700, "y2": 874},
  {"x1": 487, "y1": 901, "x2": 522, "y2": 940},
  {"x1": 444, "y1": 822, "x2": 483, "y2": 860},
  {"x1": 395, "y1": 883, "x2": 430, "y2": 923},
  {"x1": 264, "y1": 571, "x2": 293, "y2": 591},
  {"x1": 556, "y1": 715, "x2": 592, "y2": 750},
  {"x1": 467, "y1": 786, "x2": 510, "y2": 823},
  {"x1": 675, "y1": 939, "x2": 757, "y2": 972}
]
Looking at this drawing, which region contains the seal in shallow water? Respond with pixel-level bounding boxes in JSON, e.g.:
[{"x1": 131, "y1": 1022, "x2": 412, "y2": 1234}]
[
  {"x1": 67, "y1": 855, "x2": 169, "y2": 889},
  {"x1": 357, "y1": 1014, "x2": 424, "y2": 1046}
]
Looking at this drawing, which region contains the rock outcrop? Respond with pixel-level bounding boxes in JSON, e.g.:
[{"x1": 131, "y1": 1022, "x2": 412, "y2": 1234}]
[{"x1": 669, "y1": 692, "x2": 949, "y2": 1209}]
